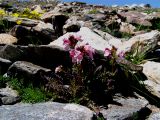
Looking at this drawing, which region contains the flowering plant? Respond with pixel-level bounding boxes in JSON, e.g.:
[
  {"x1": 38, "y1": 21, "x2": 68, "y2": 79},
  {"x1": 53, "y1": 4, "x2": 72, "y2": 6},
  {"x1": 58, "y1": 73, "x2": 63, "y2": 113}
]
[{"x1": 63, "y1": 34, "x2": 95, "y2": 64}]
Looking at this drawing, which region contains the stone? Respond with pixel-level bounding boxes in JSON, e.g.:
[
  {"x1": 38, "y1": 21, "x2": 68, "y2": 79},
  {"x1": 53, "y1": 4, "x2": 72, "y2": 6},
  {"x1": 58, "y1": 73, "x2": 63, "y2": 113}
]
[
  {"x1": 19, "y1": 45, "x2": 71, "y2": 69},
  {"x1": 144, "y1": 80, "x2": 160, "y2": 98},
  {"x1": 0, "y1": 57, "x2": 12, "y2": 74},
  {"x1": 32, "y1": 21, "x2": 57, "y2": 43},
  {"x1": 0, "y1": 102, "x2": 93, "y2": 120},
  {"x1": 49, "y1": 27, "x2": 112, "y2": 51},
  {"x1": 0, "y1": 45, "x2": 24, "y2": 62},
  {"x1": 9, "y1": 25, "x2": 31, "y2": 39},
  {"x1": 3, "y1": 16, "x2": 39, "y2": 27},
  {"x1": 120, "y1": 22, "x2": 136, "y2": 34},
  {"x1": 41, "y1": 11, "x2": 68, "y2": 36},
  {"x1": 148, "y1": 113, "x2": 160, "y2": 120},
  {"x1": 101, "y1": 97, "x2": 149, "y2": 120},
  {"x1": 0, "y1": 34, "x2": 17, "y2": 44},
  {"x1": 93, "y1": 29, "x2": 122, "y2": 48},
  {"x1": 142, "y1": 61, "x2": 160, "y2": 84},
  {"x1": 7, "y1": 61, "x2": 51, "y2": 84},
  {"x1": 118, "y1": 11, "x2": 152, "y2": 26},
  {"x1": 63, "y1": 16, "x2": 82, "y2": 33},
  {"x1": 31, "y1": 5, "x2": 43, "y2": 13},
  {"x1": 93, "y1": 29, "x2": 115, "y2": 40},
  {"x1": 0, "y1": 87, "x2": 18, "y2": 97},
  {"x1": 119, "y1": 30, "x2": 160, "y2": 53},
  {"x1": 84, "y1": 13, "x2": 106, "y2": 21},
  {"x1": 1, "y1": 96, "x2": 20, "y2": 105},
  {"x1": 10, "y1": 23, "x2": 56, "y2": 45}
]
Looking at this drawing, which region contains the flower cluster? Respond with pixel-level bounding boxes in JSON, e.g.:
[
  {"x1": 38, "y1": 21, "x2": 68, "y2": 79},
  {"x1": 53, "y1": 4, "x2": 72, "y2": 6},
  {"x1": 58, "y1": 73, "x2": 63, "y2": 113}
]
[
  {"x1": 11, "y1": 8, "x2": 43, "y2": 20},
  {"x1": 0, "y1": 9, "x2": 5, "y2": 16},
  {"x1": 63, "y1": 35, "x2": 82, "y2": 51},
  {"x1": 104, "y1": 46, "x2": 125, "y2": 62},
  {"x1": 63, "y1": 35, "x2": 95, "y2": 64}
]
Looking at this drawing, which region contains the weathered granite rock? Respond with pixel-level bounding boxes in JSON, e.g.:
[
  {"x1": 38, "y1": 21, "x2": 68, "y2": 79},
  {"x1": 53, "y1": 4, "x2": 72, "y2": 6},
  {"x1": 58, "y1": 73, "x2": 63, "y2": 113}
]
[
  {"x1": 93, "y1": 29, "x2": 115, "y2": 40},
  {"x1": 32, "y1": 21, "x2": 57, "y2": 43},
  {"x1": 93, "y1": 29, "x2": 123, "y2": 48},
  {"x1": 10, "y1": 25, "x2": 31, "y2": 39},
  {"x1": 0, "y1": 87, "x2": 18, "y2": 98},
  {"x1": 0, "y1": 34, "x2": 17, "y2": 44},
  {"x1": 148, "y1": 113, "x2": 160, "y2": 120},
  {"x1": 3, "y1": 16, "x2": 39, "y2": 27},
  {"x1": 118, "y1": 11, "x2": 152, "y2": 26},
  {"x1": 41, "y1": 11, "x2": 68, "y2": 36},
  {"x1": 7, "y1": 61, "x2": 51, "y2": 84},
  {"x1": 0, "y1": 57, "x2": 12, "y2": 74},
  {"x1": 144, "y1": 80, "x2": 160, "y2": 98},
  {"x1": 120, "y1": 22, "x2": 136, "y2": 34},
  {"x1": 143, "y1": 61, "x2": 160, "y2": 84},
  {"x1": 119, "y1": 30, "x2": 160, "y2": 53},
  {"x1": 19, "y1": 45, "x2": 71, "y2": 68},
  {"x1": 1, "y1": 96, "x2": 20, "y2": 105},
  {"x1": 84, "y1": 13, "x2": 106, "y2": 21},
  {"x1": 49, "y1": 27, "x2": 112, "y2": 51},
  {"x1": 101, "y1": 97, "x2": 149, "y2": 120},
  {"x1": 63, "y1": 16, "x2": 82, "y2": 33},
  {"x1": 0, "y1": 45, "x2": 24, "y2": 62},
  {"x1": 10, "y1": 22, "x2": 56, "y2": 45},
  {"x1": 31, "y1": 5, "x2": 43, "y2": 13},
  {"x1": 0, "y1": 102, "x2": 93, "y2": 120}
]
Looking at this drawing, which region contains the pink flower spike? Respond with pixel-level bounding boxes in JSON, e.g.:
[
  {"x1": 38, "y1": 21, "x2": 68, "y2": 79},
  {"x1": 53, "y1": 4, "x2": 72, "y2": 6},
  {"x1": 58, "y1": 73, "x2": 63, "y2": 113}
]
[
  {"x1": 84, "y1": 44, "x2": 95, "y2": 60},
  {"x1": 69, "y1": 49, "x2": 84, "y2": 64},
  {"x1": 63, "y1": 38, "x2": 70, "y2": 45},
  {"x1": 104, "y1": 48, "x2": 111, "y2": 57},
  {"x1": 63, "y1": 38, "x2": 71, "y2": 51}
]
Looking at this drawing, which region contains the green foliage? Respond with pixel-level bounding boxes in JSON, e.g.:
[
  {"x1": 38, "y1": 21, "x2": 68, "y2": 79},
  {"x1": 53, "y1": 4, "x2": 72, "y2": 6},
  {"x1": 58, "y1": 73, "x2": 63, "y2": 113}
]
[
  {"x1": 152, "y1": 20, "x2": 160, "y2": 31},
  {"x1": 0, "y1": 18, "x2": 10, "y2": 33},
  {"x1": 8, "y1": 77, "x2": 23, "y2": 90},
  {"x1": 121, "y1": 32, "x2": 132, "y2": 39},
  {"x1": 125, "y1": 42, "x2": 148, "y2": 64},
  {"x1": 0, "y1": 75, "x2": 9, "y2": 88},
  {"x1": 88, "y1": 9, "x2": 98, "y2": 14},
  {"x1": 21, "y1": 87, "x2": 47, "y2": 103},
  {"x1": 143, "y1": 8, "x2": 160, "y2": 14},
  {"x1": 134, "y1": 24, "x2": 151, "y2": 32},
  {"x1": 0, "y1": 74, "x2": 51, "y2": 103}
]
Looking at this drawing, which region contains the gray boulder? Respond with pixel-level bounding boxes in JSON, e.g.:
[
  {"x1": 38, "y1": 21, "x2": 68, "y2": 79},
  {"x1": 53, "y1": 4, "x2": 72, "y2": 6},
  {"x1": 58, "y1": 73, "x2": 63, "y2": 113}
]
[
  {"x1": 148, "y1": 113, "x2": 160, "y2": 120},
  {"x1": 3, "y1": 16, "x2": 39, "y2": 27},
  {"x1": 0, "y1": 45, "x2": 24, "y2": 62},
  {"x1": 0, "y1": 102, "x2": 93, "y2": 120},
  {"x1": 7, "y1": 61, "x2": 51, "y2": 84},
  {"x1": 101, "y1": 97, "x2": 149, "y2": 120},
  {"x1": 1, "y1": 96, "x2": 20, "y2": 105},
  {"x1": 0, "y1": 57, "x2": 12, "y2": 74},
  {"x1": 142, "y1": 61, "x2": 160, "y2": 84},
  {"x1": 19, "y1": 45, "x2": 71, "y2": 68},
  {"x1": 0, "y1": 34, "x2": 17, "y2": 44}
]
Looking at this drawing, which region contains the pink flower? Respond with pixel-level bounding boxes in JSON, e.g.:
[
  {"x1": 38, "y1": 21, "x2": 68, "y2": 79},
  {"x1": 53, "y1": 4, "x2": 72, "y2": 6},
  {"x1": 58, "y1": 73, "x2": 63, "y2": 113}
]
[
  {"x1": 63, "y1": 38, "x2": 71, "y2": 50},
  {"x1": 69, "y1": 49, "x2": 84, "y2": 64},
  {"x1": 118, "y1": 51, "x2": 125, "y2": 59},
  {"x1": 84, "y1": 44, "x2": 95, "y2": 60},
  {"x1": 63, "y1": 35, "x2": 83, "y2": 51},
  {"x1": 104, "y1": 48, "x2": 111, "y2": 57}
]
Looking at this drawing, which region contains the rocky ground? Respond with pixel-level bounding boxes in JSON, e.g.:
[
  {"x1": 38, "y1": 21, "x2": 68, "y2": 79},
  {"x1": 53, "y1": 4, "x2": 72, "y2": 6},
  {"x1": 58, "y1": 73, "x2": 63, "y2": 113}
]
[{"x1": 0, "y1": 1, "x2": 160, "y2": 120}]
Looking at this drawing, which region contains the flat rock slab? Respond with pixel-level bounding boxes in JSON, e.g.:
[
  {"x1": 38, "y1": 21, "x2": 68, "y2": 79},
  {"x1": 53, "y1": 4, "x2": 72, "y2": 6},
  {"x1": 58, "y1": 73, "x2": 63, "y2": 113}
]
[
  {"x1": 0, "y1": 102, "x2": 93, "y2": 120},
  {"x1": 148, "y1": 113, "x2": 160, "y2": 120},
  {"x1": 101, "y1": 97, "x2": 149, "y2": 120}
]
